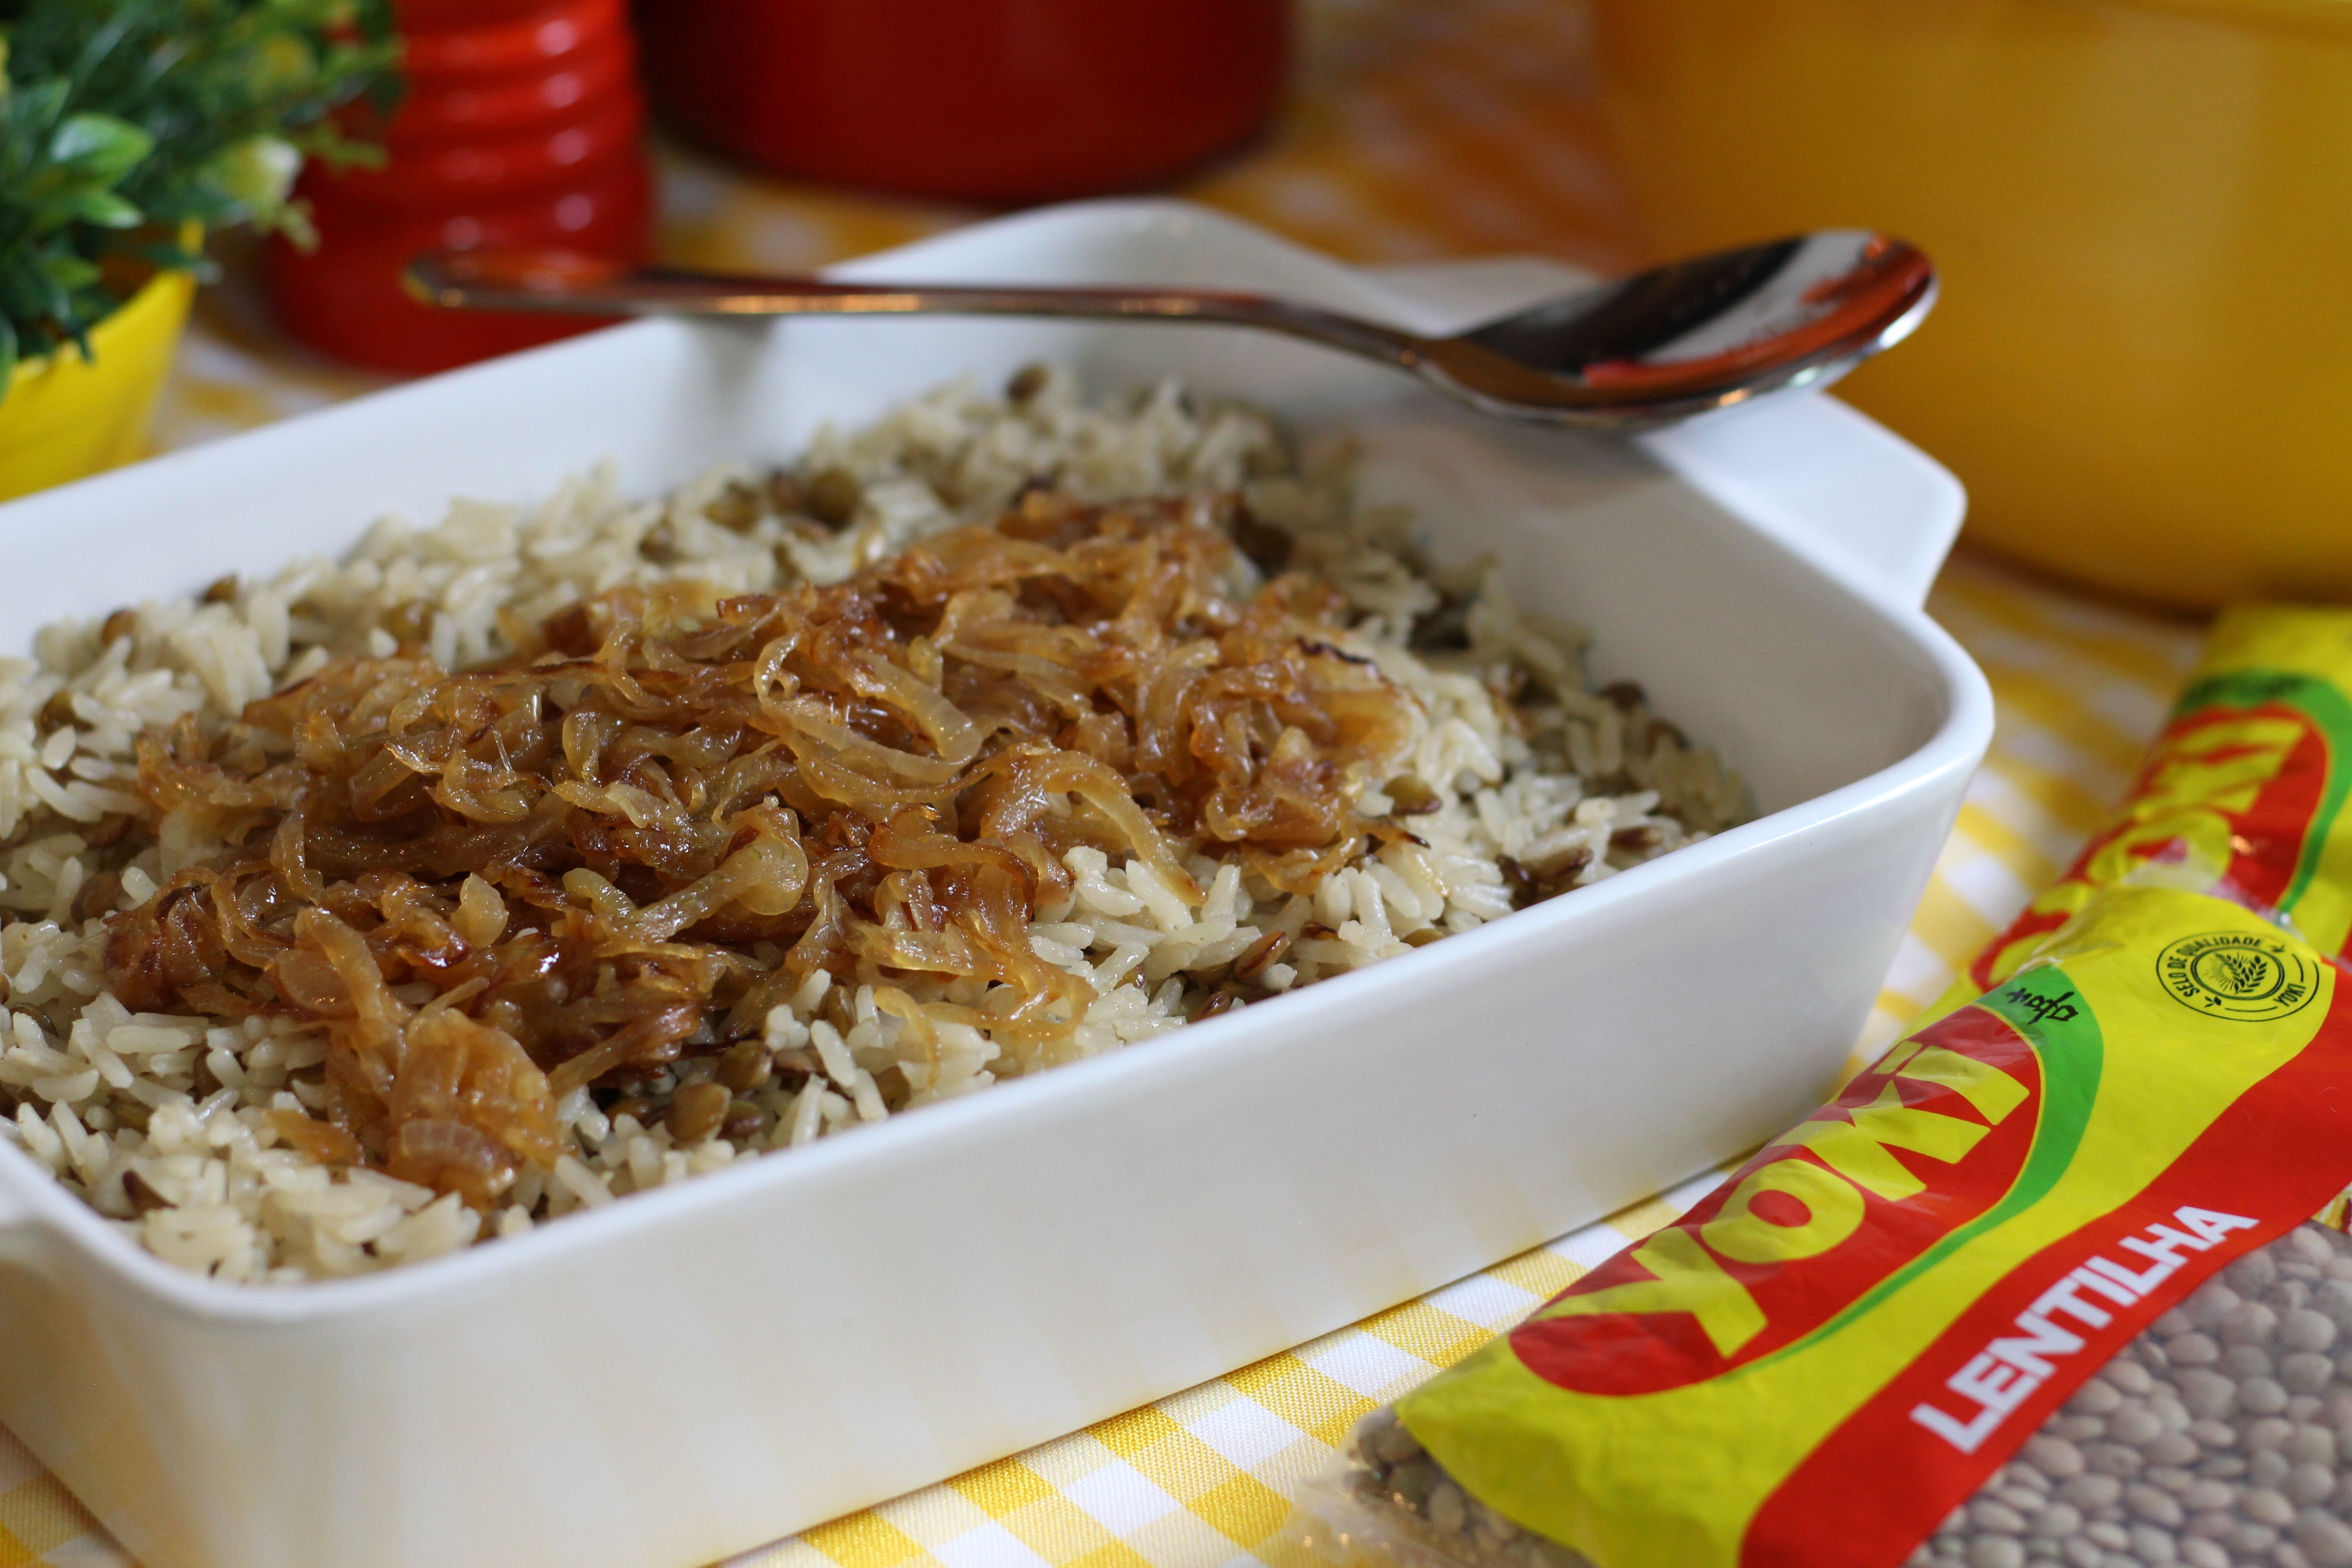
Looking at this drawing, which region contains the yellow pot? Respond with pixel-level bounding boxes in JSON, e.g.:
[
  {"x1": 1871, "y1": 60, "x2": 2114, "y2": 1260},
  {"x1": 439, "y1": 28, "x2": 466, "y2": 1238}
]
[
  {"x1": 0, "y1": 260, "x2": 195, "y2": 504},
  {"x1": 1591, "y1": 0, "x2": 2352, "y2": 610}
]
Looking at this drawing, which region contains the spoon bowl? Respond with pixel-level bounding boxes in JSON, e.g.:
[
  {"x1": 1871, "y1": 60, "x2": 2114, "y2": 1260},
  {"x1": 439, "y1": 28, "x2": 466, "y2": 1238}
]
[{"x1": 404, "y1": 230, "x2": 1934, "y2": 429}]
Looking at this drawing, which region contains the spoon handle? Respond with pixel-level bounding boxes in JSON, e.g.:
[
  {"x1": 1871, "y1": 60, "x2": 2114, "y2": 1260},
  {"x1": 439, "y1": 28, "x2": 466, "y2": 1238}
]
[{"x1": 404, "y1": 253, "x2": 1430, "y2": 371}]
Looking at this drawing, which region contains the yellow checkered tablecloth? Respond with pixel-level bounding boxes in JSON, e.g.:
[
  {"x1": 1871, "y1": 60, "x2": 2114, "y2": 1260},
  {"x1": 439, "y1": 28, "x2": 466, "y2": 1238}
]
[{"x1": 0, "y1": 0, "x2": 2217, "y2": 1563}]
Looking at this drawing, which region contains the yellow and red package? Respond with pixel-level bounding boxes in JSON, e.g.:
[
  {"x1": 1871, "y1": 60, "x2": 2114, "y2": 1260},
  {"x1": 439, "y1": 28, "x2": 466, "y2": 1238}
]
[
  {"x1": 1947, "y1": 604, "x2": 2352, "y2": 1007},
  {"x1": 1349, "y1": 883, "x2": 2352, "y2": 1568}
]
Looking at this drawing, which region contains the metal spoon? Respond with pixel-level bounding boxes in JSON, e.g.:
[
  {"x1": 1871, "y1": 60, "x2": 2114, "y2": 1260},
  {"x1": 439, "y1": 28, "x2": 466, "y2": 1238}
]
[{"x1": 403, "y1": 230, "x2": 1934, "y2": 429}]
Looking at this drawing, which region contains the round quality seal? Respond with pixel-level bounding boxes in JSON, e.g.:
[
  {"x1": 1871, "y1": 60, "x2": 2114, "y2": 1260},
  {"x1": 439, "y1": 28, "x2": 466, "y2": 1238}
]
[{"x1": 2156, "y1": 930, "x2": 2322, "y2": 1022}]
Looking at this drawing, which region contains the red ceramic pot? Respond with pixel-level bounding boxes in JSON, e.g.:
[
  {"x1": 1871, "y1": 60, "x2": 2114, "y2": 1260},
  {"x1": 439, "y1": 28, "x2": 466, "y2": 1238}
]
[
  {"x1": 403, "y1": 0, "x2": 632, "y2": 76},
  {"x1": 270, "y1": 0, "x2": 654, "y2": 374},
  {"x1": 387, "y1": 41, "x2": 638, "y2": 144},
  {"x1": 323, "y1": 90, "x2": 646, "y2": 208},
  {"x1": 636, "y1": 0, "x2": 1291, "y2": 203},
  {"x1": 270, "y1": 158, "x2": 651, "y2": 373}
]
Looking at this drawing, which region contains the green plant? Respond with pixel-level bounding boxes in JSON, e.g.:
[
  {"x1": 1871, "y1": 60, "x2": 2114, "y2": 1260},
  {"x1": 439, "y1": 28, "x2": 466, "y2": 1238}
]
[{"x1": 0, "y1": 0, "x2": 399, "y2": 386}]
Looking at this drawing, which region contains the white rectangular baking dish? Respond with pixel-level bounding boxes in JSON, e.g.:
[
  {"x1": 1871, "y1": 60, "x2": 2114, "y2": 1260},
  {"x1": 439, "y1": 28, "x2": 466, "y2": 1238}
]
[{"x1": 0, "y1": 201, "x2": 1991, "y2": 1568}]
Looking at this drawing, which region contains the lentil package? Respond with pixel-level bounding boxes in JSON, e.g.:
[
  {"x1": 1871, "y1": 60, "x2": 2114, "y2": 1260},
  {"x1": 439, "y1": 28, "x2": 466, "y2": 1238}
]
[
  {"x1": 1309, "y1": 884, "x2": 2352, "y2": 1568},
  {"x1": 1937, "y1": 604, "x2": 2352, "y2": 1012}
]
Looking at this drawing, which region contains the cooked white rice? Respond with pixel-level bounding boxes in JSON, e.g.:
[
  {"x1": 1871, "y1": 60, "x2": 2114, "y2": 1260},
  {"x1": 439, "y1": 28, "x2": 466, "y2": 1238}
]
[{"x1": 0, "y1": 370, "x2": 1744, "y2": 1283}]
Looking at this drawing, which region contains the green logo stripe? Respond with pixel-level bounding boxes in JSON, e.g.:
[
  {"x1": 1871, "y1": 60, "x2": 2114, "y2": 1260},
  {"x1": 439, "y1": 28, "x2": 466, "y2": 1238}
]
[
  {"x1": 2172, "y1": 670, "x2": 2352, "y2": 914},
  {"x1": 1720, "y1": 969, "x2": 2104, "y2": 1381},
  {"x1": 1813, "y1": 968, "x2": 2104, "y2": 1333},
  {"x1": 1972, "y1": 967, "x2": 2106, "y2": 1214}
]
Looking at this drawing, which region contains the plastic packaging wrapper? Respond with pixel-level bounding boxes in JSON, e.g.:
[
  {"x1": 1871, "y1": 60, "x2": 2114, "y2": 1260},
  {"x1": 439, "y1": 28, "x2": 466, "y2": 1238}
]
[
  {"x1": 1937, "y1": 604, "x2": 2352, "y2": 1015},
  {"x1": 1305, "y1": 886, "x2": 2352, "y2": 1568},
  {"x1": 1294, "y1": 607, "x2": 2352, "y2": 1568},
  {"x1": 1337, "y1": 1220, "x2": 2352, "y2": 1568}
]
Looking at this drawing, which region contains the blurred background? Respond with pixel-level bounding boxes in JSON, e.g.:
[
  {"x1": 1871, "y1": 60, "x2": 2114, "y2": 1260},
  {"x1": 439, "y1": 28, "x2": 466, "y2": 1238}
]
[
  {"x1": 156, "y1": 0, "x2": 1637, "y2": 437},
  {"x1": 15, "y1": 0, "x2": 2352, "y2": 612},
  {"x1": 103, "y1": 0, "x2": 2348, "y2": 616}
]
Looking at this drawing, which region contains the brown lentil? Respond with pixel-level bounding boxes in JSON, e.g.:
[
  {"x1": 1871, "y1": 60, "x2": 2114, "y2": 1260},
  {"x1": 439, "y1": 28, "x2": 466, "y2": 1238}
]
[
  {"x1": 1191, "y1": 987, "x2": 1250, "y2": 1023},
  {"x1": 664, "y1": 1082, "x2": 731, "y2": 1144},
  {"x1": 1386, "y1": 776, "x2": 1443, "y2": 815},
  {"x1": 122, "y1": 1169, "x2": 171, "y2": 1215},
  {"x1": 1596, "y1": 679, "x2": 1647, "y2": 712},
  {"x1": 383, "y1": 599, "x2": 433, "y2": 647},
  {"x1": 804, "y1": 466, "x2": 862, "y2": 528},
  {"x1": 765, "y1": 469, "x2": 803, "y2": 516},
  {"x1": 706, "y1": 481, "x2": 762, "y2": 533},
  {"x1": 1005, "y1": 362, "x2": 1050, "y2": 404},
  {"x1": 715, "y1": 1039, "x2": 773, "y2": 1093},
  {"x1": 1230, "y1": 503, "x2": 1294, "y2": 574},
  {"x1": 72, "y1": 870, "x2": 119, "y2": 925},
  {"x1": 638, "y1": 519, "x2": 681, "y2": 564},
  {"x1": 1233, "y1": 929, "x2": 1291, "y2": 981}
]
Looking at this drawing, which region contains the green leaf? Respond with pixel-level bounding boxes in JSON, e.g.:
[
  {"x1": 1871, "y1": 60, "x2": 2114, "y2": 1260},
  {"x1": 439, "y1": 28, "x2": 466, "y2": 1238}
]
[
  {"x1": 68, "y1": 5, "x2": 147, "y2": 91},
  {"x1": 0, "y1": 317, "x2": 18, "y2": 400},
  {"x1": 273, "y1": 196, "x2": 316, "y2": 251},
  {"x1": 37, "y1": 252, "x2": 99, "y2": 289},
  {"x1": 12, "y1": 79, "x2": 69, "y2": 136},
  {"x1": 49, "y1": 113, "x2": 152, "y2": 179},
  {"x1": 202, "y1": 134, "x2": 298, "y2": 218},
  {"x1": 119, "y1": 234, "x2": 216, "y2": 284},
  {"x1": 24, "y1": 179, "x2": 140, "y2": 233},
  {"x1": 0, "y1": 0, "x2": 399, "y2": 353},
  {"x1": 246, "y1": 34, "x2": 314, "y2": 98},
  {"x1": 53, "y1": 187, "x2": 141, "y2": 227}
]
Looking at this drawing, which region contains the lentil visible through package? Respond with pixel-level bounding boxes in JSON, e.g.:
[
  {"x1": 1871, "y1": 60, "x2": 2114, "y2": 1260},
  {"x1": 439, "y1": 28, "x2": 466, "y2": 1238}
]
[{"x1": 1349, "y1": 1221, "x2": 2352, "y2": 1568}]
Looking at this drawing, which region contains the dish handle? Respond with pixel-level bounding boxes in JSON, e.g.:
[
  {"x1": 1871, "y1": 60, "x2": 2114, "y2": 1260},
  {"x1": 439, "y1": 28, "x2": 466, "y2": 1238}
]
[{"x1": 1367, "y1": 256, "x2": 1967, "y2": 615}]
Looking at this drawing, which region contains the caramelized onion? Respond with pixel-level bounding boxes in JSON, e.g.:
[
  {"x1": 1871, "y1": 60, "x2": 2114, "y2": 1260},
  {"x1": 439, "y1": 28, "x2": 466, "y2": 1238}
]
[{"x1": 101, "y1": 490, "x2": 1421, "y2": 1208}]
